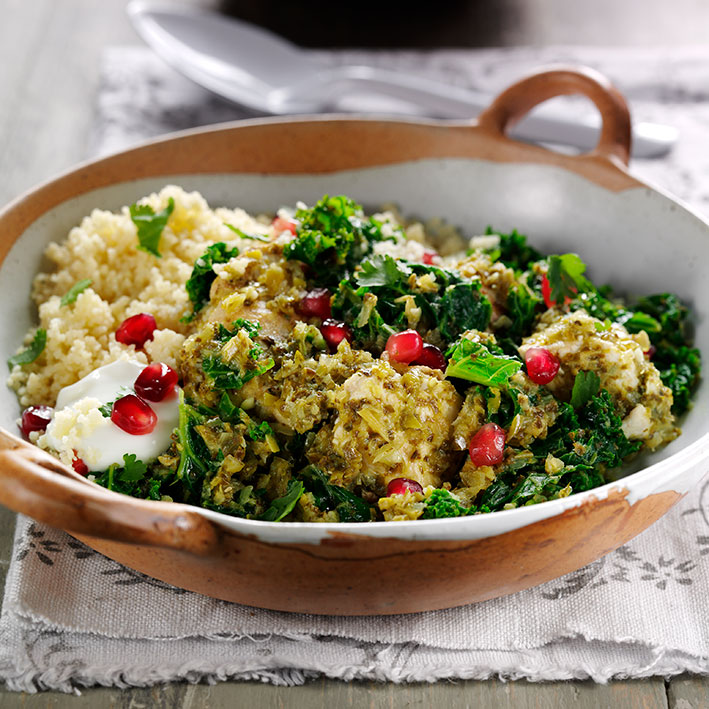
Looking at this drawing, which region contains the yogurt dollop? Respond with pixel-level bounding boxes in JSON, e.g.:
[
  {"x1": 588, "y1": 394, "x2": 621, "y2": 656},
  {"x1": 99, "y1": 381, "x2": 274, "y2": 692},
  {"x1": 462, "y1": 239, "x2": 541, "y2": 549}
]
[{"x1": 39, "y1": 359, "x2": 179, "y2": 472}]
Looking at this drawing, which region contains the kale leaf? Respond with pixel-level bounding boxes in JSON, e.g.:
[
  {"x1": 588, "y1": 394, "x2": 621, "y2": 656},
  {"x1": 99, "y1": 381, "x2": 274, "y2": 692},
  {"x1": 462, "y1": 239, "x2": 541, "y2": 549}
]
[
  {"x1": 445, "y1": 338, "x2": 521, "y2": 387},
  {"x1": 283, "y1": 195, "x2": 392, "y2": 286},
  {"x1": 202, "y1": 319, "x2": 274, "y2": 390},
  {"x1": 183, "y1": 242, "x2": 239, "y2": 322},
  {"x1": 175, "y1": 391, "x2": 210, "y2": 500},
  {"x1": 202, "y1": 353, "x2": 274, "y2": 390},
  {"x1": 300, "y1": 465, "x2": 372, "y2": 522},
  {"x1": 60, "y1": 278, "x2": 92, "y2": 306},
  {"x1": 570, "y1": 371, "x2": 601, "y2": 409},
  {"x1": 421, "y1": 489, "x2": 469, "y2": 519},
  {"x1": 505, "y1": 283, "x2": 541, "y2": 340},
  {"x1": 130, "y1": 197, "x2": 175, "y2": 257},
  {"x1": 93, "y1": 454, "x2": 165, "y2": 499},
  {"x1": 483, "y1": 226, "x2": 543, "y2": 271},
  {"x1": 247, "y1": 421, "x2": 274, "y2": 441},
  {"x1": 7, "y1": 328, "x2": 46, "y2": 369},
  {"x1": 259, "y1": 480, "x2": 304, "y2": 521},
  {"x1": 633, "y1": 293, "x2": 701, "y2": 414},
  {"x1": 332, "y1": 254, "x2": 492, "y2": 351}
]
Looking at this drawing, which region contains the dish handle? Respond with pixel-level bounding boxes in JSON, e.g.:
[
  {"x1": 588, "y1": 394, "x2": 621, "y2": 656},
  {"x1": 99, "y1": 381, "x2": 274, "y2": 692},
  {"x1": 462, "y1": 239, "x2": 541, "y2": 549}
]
[
  {"x1": 0, "y1": 432, "x2": 220, "y2": 556},
  {"x1": 476, "y1": 66, "x2": 632, "y2": 166}
]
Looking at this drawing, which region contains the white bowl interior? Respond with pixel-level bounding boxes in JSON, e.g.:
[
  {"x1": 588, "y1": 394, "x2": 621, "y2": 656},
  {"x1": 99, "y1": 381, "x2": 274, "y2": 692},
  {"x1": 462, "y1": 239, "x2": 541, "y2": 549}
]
[{"x1": 1, "y1": 157, "x2": 707, "y2": 539}]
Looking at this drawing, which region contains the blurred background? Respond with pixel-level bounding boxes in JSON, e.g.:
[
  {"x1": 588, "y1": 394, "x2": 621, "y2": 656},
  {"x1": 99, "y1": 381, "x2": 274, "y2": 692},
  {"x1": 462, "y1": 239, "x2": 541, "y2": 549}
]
[
  {"x1": 2, "y1": 0, "x2": 709, "y2": 207},
  {"x1": 205, "y1": 0, "x2": 709, "y2": 46}
]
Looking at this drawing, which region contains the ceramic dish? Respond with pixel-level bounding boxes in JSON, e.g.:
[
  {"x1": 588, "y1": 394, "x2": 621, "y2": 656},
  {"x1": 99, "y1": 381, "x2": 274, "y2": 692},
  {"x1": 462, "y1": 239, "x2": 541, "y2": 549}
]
[{"x1": 0, "y1": 67, "x2": 706, "y2": 615}]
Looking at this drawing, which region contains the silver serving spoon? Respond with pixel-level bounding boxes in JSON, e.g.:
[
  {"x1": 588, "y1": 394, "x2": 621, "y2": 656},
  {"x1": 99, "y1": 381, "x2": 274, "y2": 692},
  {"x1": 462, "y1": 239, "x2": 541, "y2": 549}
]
[{"x1": 127, "y1": 1, "x2": 677, "y2": 158}]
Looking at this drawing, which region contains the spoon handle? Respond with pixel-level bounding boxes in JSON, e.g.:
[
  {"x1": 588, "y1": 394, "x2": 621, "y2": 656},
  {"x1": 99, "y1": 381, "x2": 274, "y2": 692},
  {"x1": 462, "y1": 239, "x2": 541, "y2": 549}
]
[{"x1": 318, "y1": 65, "x2": 675, "y2": 159}]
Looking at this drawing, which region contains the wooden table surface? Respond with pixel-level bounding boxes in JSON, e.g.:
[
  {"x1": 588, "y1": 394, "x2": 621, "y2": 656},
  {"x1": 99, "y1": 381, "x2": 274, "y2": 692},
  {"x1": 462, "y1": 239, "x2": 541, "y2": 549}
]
[{"x1": 1, "y1": 0, "x2": 708, "y2": 705}]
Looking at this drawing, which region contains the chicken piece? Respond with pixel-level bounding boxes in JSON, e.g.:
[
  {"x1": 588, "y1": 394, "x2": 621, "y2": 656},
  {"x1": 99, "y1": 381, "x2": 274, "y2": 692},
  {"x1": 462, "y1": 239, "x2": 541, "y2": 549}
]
[
  {"x1": 237, "y1": 342, "x2": 375, "y2": 433},
  {"x1": 519, "y1": 309, "x2": 677, "y2": 449},
  {"x1": 306, "y1": 360, "x2": 463, "y2": 493},
  {"x1": 200, "y1": 242, "x2": 307, "y2": 342}
]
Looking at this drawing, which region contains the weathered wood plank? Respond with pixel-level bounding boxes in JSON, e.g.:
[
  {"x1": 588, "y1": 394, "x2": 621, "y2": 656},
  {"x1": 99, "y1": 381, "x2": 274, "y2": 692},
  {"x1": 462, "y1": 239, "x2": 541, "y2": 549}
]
[
  {"x1": 667, "y1": 676, "x2": 709, "y2": 709},
  {"x1": 0, "y1": 677, "x2": 670, "y2": 708}
]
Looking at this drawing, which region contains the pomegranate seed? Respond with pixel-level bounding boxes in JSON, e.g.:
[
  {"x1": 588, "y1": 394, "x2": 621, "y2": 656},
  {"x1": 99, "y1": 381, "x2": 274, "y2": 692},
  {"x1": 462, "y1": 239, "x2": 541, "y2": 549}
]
[
  {"x1": 110, "y1": 394, "x2": 157, "y2": 435},
  {"x1": 422, "y1": 250, "x2": 438, "y2": 265},
  {"x1": 19, "y1": 405, "x2": 53, "y2": 437},
  {"x1": 385, "y1": 330, "x2": 424, "y2": 364},
  {"x1": 72, "y1": 454, "x2": 89, "y2": 476},
  {"x1": 115, "y1": 313, "x2": 156, "y2": 348},
  {"x1": 298, "y1": 288, "x2": 332, "y2": 320},
  {"x1": 412, "y1": 343, "x2": 446, "y2": 370},
  {"x1": 272, "y1": 216, "x2": 297, "y2": 235},
  {"x1": 541, "y1": 274, "x2": 573, "y2": 309},
  {"x1": 469, "y1": 423, "x2": 506, "y2": 467},
  {"x1": 134, "y1": 362, "x2": 178, "y2": 402},
  {"x1": 321, "y1": 319, "x2": 352, "y2": 350},
  {"x1": 524, "y1": 347, "x2": 560, "y2": 385},
  {"x1": 387, "y1": 478, "x2": 424, "y2": 496}
]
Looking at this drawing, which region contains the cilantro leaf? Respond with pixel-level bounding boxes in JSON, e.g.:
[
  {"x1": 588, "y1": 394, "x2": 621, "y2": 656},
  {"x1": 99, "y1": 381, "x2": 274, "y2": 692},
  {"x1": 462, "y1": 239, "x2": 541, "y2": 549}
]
[
  {"x1": 7, "y1": 328, "x2": 46, "y2": 369},
  {"x1": 570, "y1": 370, "x2": 601, "y2": 409},
  {"x1": 547, "y1": 253, "x2": 593, "y2": 305},
  {"x1": 183, "y1": 242, "x2": 239, "y2": 322},
  {"x1": 259, "y1": 480, "x2": 304, "y2": 522},
  {"x1": 445, "y1": 339, "x2": 521, "y2": 387},
  {"x1": 121, "y1": 454, "x2": 148, "y2": 482},
  {"x1": 130, "y1": 197, "x2": 175, "y2": 257},
  {"x1": 60, "y1": 279, "x2": 92, "y2": 306}
]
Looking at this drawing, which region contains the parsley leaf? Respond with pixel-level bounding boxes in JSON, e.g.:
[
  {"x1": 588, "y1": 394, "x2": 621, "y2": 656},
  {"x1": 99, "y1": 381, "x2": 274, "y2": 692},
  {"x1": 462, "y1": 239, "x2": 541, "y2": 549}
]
[
  {"x1": 445, "y1": 339, "x2": 521, "y2": 387},
  {"x1": 60, "y1": 279, "x2": 92, "y2": 306},
  {"x1": 570, "y1": 370, "x2": 601, "y2": 409},
  {"x1": 547, "y1": 253, "x2": 593, "y2": 305},
  {"x1": 7, "y1": 328, "x2": 46, "y2": 369},
  {"x1": 130, "y1": 197, "x2": 175, "y2": 257},
  {"x1": 183, "y1": 242, "x2": 239, "y2": 322}
]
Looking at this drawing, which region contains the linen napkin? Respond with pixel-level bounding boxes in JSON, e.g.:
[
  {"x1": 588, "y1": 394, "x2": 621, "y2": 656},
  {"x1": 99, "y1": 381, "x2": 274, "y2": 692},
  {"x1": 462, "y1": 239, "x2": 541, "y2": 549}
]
[{"x1": 3, "y1": 45, "x2": 709, "y2": 693}]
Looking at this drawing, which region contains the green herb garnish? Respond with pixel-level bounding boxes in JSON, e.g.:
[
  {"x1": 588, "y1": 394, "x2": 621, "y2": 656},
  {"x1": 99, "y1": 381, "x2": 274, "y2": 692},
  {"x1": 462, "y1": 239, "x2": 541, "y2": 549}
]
[
  {"x1": 60, "y1": 279, "x2": 92, "y2": 306},
  {"x1": 224, "y1": 223, "x2": 270, "y2": 242},
  {"x1": 547, "y1": 253, "x2": 593, "y2": 304},
  {"x1": 7, "y1": 328, "x2": 46, "y2": 369},
  {"x1": 130, "y1": 197, "x2": 175, "y2": 257}
]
